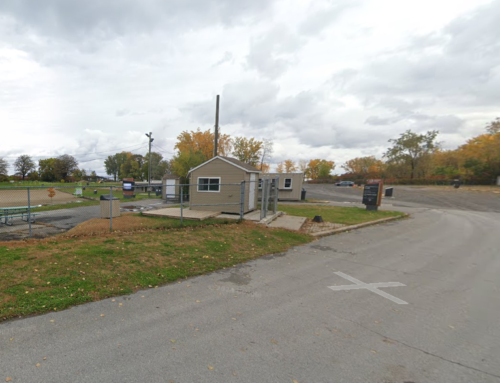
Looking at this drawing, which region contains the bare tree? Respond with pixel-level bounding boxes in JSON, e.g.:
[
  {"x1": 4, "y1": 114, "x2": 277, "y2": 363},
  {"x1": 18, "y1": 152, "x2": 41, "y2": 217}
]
[{"x1": 259, "y1": 139, "x2": 274, "y2": 171}]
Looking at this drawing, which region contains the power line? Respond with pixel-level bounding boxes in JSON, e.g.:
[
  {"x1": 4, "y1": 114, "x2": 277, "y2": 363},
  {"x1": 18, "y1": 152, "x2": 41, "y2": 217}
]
[
  {"x1": 151, "y1": 143, "x2": 173, "y2": 155},
  {"x1": 76, "y1": 145, "x2": 148, "y2": 162}
]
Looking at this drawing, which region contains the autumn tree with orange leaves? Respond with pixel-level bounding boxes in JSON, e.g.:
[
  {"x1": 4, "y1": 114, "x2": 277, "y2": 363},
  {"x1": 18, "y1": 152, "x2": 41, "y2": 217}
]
[
  {"x1": 305, "y1": 159, "x2": 335, "y2": 179},
  {"x1": 428, "y1": 119, "x2": 500, "y2": 183},
  {"x1": 171, "y1": 128, "x2": 232, "y2": 178},
  {"x1": 342, "y1": 156, "x2": 385, "y2": 178},
  {"x1": 276, "y1": 159, "x2": 298, "y2": 173}
]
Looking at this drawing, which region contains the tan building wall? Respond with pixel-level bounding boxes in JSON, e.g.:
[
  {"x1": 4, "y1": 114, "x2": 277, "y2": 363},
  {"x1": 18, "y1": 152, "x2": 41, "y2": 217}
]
[
  {"x1": 189, "y1": 158, "x2": 258, "y2": 214},
  {"x1": 259, "y1": 173, "x2": 304, "y2": 201}
]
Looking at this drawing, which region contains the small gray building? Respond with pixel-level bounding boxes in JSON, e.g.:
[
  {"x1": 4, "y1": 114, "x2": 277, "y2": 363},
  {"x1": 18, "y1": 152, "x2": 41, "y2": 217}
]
[
  {"x1": 259, "y1": 173, "x2": 304, "y2": 201},
  {"x1": 188, "y1": 156, "x2": 260, "y2": 214},
  {"x1": 133, "y1": 180, "x2": 163, "y2": 193}
]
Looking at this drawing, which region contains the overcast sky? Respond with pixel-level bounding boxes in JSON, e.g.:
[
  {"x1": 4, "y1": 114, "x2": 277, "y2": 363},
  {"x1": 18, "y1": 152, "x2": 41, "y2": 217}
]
[{"x1": 1, "y1": 0, "x2": 499, "y2": 176}]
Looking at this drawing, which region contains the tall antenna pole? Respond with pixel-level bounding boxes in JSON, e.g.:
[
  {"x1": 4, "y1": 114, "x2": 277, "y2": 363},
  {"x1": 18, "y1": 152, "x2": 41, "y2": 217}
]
[
  {"x1": 145, "y1": 132, "x2": 154, "y2": 197},
  {"x1": 213, "y1": 95, "x2": 220, "y2": 157}
]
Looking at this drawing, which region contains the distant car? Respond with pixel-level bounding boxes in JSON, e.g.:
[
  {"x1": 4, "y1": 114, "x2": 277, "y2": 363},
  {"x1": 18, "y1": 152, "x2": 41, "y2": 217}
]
[{"x1": 335, "y1": 181, "x2": 355, "y2": 187}]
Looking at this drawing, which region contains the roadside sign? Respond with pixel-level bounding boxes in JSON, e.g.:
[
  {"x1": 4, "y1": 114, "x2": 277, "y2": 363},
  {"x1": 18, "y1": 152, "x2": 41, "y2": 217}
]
[
  {"x1": 362, "y1": 181, "x2": 383, "y2": 210},
  {"x1": 122, "y1": 178, "x2": 135, "y2": 198}
]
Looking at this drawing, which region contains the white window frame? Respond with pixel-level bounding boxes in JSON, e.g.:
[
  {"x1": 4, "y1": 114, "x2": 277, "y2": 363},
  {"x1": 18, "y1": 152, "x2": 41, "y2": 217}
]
[
  {"x1": 197, "y1": 177, "x2": 221, "y2": 192},
  {"x1": 258, "y1": 179, "x2": 263, "y2": 189},
  {"x1": 284, "y1": 178, "x2": 292, "y2": 189}
]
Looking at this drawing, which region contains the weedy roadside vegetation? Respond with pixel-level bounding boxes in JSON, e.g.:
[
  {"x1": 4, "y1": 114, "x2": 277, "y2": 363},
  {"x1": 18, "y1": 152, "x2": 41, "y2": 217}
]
[
  {"x1": 0, "y1": 204, "x2": 404, "y2": 321},
  {"x1": 0, "y1": 214, "x2": 311, "y2": 321}
]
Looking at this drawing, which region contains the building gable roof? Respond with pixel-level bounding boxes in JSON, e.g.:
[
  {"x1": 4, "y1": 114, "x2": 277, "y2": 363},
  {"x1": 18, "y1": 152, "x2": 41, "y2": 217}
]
[{"x1": 188, "y1": 156, "x2": 260, "y2": 175}]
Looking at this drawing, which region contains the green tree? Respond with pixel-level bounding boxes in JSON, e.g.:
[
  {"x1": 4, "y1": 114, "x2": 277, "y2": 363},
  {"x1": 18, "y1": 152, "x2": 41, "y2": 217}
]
[
  {"x1": 38, "y1": 158, "x2": 58, "y2": 182},
  {"x1": 171, "y1": 150, "x2": 206, "y2": 180},
  {"x1": 54, "y1": 154, "x2": 79, "y2": 181},
  {"x1": 231, "y1": 137, "x2": 263, "y2": 166},
  {"x1": 384, "y1": 130, "x2": 439, "y2": 179},
  {"x1": 72, "y1": 168, "x2": 87, "y2": 181},
  {"x1": 14, "y1": 155, "x2": 35, "y2": 180},
  {"x1": 142, "y1": 152, "x2": 170, "y2": 180},
  {"x1": 27, "y1": 171, "x2": 40, "y2": 181},
  {"x1": 104, "y1": 152, "x2": 129, "y2": 181},
  {"x1": 120, "y1": 154, "x2": 144, "y2": 179},
  {"x1": 0, "y1": 157, "x2": 8, "y2": 176}
]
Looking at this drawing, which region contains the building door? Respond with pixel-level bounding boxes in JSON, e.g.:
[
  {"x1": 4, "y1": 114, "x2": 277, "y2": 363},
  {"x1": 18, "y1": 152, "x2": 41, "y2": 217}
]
[
  {"x1": 165, "y1": 179, "x2": 176, "y2": 199},
  {"x1": 249, "y1": 174, "x2": 256, "y2": 210}
]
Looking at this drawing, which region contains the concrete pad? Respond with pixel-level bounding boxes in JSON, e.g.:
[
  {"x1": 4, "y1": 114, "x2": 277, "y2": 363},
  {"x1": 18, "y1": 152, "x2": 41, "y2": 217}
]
[
  {"x1": 142, "y1": 207, "x2": 220, "y2": 221},
  {"x1": 267, "y1": 215, "x2": 307, "y2": 231},
  {"x1": 216, "y1": 210, "x2": 282, "y2": 223},
  {"x1": 217, "y1": 210, "x2": 262, "y2": 221}
]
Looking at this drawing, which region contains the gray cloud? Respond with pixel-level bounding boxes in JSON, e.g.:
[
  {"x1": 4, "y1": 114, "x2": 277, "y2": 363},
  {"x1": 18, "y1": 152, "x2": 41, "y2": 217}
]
[
  {"x1": 246, "y1": 25, "x2": 303, "y2": 79},
  {"x1": 1, "y1": 0, "x2": 497, "y2": 175},
  {"x1": 212, "y1": 51, "x2": 233, "y2": 67},
  {"x1": 184, "y1": 80, "x2": 354, "y2": 148},
  {"x1": 298, "y1": 0, "x2": 356, "y2": 36},
  {"x1": 0, "y1": 0, "x2": 275, "y2": 42},
  {"x1": 335, "y1": 0, "x2": 500, "y2": 108}
]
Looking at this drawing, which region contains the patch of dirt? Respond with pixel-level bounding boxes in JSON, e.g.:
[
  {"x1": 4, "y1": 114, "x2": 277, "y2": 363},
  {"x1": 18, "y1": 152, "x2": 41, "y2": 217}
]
[
  {"x1": 62, "y1": 214, "x2": 159, "y2": 237},
  {"x1": 301, "y1": 219, "x2": 346, "y2": 234},
  {"x1": 0, "y1": 188, "x2": 82, "y2": 207}
]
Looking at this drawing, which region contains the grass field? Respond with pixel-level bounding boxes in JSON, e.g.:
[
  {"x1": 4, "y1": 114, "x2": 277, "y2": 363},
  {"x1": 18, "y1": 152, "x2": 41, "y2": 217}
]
[
  {"x1": 0, "y1": 215, "x2": 312, "y2": 321},
  {"x1": 278, "y1": 204, "x2": 404, "y2": 225},
  {"x1": 0, "y1": 203, "x2": 405, "y2": 321}
]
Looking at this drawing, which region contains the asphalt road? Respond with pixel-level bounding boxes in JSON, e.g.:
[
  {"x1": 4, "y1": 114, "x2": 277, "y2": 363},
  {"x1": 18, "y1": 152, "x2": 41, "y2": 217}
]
[
  {"x1": 1, "y1": 190, "x2": 500, "y2": 382},
  {"x1": 304, "y1": 183, "x2": 500, "y2": 212}
]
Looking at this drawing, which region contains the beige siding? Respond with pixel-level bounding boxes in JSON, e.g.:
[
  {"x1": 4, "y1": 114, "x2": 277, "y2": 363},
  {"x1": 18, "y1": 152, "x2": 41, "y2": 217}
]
[
  {"x1": 258, "y1": 173, "x2": 304, "y2": 201},
  {"x1": 189, "y1": 158, "x2": 258, "y2": 214}
]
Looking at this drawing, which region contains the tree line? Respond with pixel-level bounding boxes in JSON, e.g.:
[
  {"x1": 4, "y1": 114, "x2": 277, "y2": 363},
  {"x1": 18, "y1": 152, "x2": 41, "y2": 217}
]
[
  {"x1": 339, "y1": 118, "x2": 500, "y2": 184},
  {"x1": 2, "y1": 118, "x2": 497, "y2": 185},
  {"x1": 0, "y1": 154, "x2": 96, "y2": 183}
]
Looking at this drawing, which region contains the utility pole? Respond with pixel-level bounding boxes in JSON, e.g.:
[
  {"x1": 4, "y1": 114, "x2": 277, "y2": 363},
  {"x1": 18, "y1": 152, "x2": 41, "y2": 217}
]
[
  {"x1": 145, "y1": 132, "x2": 154, "y2": 197},
  {"x1": 213, "y1": 95, "x2": 220, "y2": 157}
]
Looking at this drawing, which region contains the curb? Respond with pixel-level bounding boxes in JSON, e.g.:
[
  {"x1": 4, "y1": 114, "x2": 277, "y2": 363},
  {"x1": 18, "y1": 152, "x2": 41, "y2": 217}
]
[{"x1": 309, "y1": 214, "x2": 409, "y2": 237}]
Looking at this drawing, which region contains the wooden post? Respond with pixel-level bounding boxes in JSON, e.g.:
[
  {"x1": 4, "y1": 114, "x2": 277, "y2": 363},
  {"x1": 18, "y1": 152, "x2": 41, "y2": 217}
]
[{"x1": 213, "y1": 95, "x2": 219, "y2": 157}]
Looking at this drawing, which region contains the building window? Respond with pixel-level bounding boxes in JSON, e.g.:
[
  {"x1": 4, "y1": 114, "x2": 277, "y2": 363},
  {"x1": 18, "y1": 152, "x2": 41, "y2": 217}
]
[
  {"x1": 258, "y1": 179, "x2": 262, "y2": 189},
  {"x1": 198, "y1": 177, "x2": 220, "y2": 192},
  {"x1": 284, "y1": 178, "x2": 292, "y2": 189}
]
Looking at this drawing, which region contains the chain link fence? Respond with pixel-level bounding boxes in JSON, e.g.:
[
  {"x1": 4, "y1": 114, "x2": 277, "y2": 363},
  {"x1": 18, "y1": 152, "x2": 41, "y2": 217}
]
[
  {"x1": 0, "y1": 184, "x2": 166, "y2": 241},
  {"x1": 0, "y1": 180, "x2": 279, "y2": 240}
]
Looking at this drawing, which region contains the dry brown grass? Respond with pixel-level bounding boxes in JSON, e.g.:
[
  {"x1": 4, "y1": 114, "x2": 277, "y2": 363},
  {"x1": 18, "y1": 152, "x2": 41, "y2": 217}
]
[
  {"x1": 0, "y1": 188, "x2": 81, "y2": 207},
  {"x1": 63, "y1": 213, "x2": 162, "y2": 236}
]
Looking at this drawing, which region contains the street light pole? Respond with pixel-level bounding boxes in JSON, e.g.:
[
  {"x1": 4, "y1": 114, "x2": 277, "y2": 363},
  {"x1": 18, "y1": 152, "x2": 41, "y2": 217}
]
[{"x1": 145, "y1": 132, "x2": 154, "y2": 197}]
